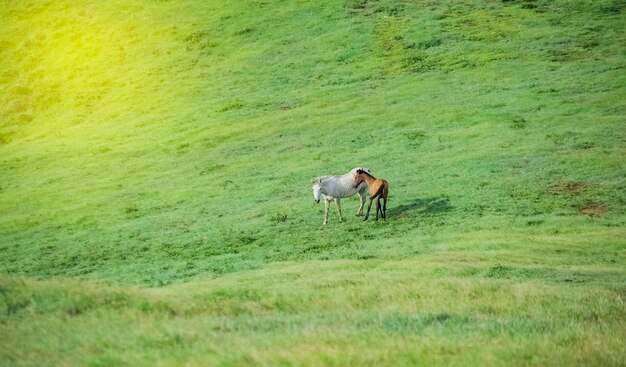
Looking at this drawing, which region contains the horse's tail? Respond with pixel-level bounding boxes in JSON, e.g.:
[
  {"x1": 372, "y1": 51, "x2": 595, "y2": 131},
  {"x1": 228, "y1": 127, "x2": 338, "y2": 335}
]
[{"x1": 370, "y1": 182, "x2": 385, "y2": 200}]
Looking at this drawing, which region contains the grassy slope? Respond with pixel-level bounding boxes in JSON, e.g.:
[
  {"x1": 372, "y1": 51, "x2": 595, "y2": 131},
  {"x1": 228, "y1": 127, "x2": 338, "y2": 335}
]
[{"x1": 1, "y1": 0, "x2": 625, "y2": 365}]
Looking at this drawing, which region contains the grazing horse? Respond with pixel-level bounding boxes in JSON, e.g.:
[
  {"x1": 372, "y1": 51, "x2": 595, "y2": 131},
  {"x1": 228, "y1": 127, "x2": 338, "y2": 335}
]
[
  {"x1": 312, "y1": 167, "x2": 370, "y2": 225},
  {"x1": 352, "y1": 169, "x2": 389, "y2": 221}
]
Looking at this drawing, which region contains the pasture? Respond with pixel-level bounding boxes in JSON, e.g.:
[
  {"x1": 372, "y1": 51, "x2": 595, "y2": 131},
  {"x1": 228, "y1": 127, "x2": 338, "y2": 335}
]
[{"x1": 1, "y1": 0, "x2": 625, "y2": 365}]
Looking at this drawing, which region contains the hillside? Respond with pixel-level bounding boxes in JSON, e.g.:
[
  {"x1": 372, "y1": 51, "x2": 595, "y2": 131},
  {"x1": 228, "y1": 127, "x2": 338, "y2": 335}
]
[{"x1": 1, "y1": 0, "x2": 625, "y2": 365}]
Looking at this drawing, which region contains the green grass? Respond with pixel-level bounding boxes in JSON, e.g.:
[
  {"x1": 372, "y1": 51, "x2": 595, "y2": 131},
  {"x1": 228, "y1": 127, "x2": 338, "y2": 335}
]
[{"x1": 1, "y1": 0, "x2": 625, "y2": 365}]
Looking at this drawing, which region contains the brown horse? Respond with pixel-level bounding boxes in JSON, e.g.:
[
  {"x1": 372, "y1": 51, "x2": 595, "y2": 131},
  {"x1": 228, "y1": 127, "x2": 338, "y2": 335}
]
[{"x1": 352, "y1": 169, "x2": 389, "y2": 221}]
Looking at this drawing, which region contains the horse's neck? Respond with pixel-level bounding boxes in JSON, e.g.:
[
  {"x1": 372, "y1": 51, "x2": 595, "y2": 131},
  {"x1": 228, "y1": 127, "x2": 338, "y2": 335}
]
[
  {"x1": 319, "y1": 177, "x2": 335, "y2": 192},
  {"x1": 361, "y1": 175, "x2": 376, "y2": 185}
]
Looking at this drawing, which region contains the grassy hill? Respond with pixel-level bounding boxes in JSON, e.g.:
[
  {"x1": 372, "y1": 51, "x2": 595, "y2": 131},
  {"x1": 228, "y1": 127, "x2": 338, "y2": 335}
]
[{"x1": 1, "y1": 0, "x2": 625, "y2": 365}]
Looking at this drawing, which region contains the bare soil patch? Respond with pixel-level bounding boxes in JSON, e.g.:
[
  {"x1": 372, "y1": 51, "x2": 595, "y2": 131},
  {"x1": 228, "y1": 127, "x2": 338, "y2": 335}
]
[
  {"x1": 579, "y1": 203, "x2": 607, "y2": 216},
  {"x1": 551, "y1": 182, "x2": 587, "y2": 194}
]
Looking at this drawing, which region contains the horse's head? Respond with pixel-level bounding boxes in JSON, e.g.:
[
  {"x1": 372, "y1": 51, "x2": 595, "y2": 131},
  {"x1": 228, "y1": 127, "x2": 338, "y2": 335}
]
[
  {"x1": 311, "y1": 178, "x2": 322, "y2": 203},
  {"x1": 353, "y1": 170, "x2": 366, "y2": 188}
]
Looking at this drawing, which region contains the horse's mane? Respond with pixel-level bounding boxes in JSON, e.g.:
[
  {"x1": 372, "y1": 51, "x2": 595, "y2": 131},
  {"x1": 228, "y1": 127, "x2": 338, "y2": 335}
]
[
  {"x1": 357, "y1": 169, "x2": 375, "y2": 179},
  {"x1": 312, "y1": 175, "x2": 331, "y2": 185}
]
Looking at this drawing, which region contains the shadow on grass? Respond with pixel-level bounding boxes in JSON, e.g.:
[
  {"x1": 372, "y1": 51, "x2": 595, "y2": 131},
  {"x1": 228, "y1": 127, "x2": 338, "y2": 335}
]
[{"x1": 388, "y1": 197, "x2": 452, "y2": 217}]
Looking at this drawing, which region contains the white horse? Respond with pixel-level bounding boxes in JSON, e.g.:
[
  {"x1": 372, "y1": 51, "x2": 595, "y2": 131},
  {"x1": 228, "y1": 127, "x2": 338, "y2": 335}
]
[{"x1": 311, "y1": 167, "x2": 371, "y2": 225}]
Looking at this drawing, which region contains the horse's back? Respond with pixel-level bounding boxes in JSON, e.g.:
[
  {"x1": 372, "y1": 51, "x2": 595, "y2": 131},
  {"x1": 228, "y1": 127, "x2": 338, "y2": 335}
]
[{"x1": 321, "y1": 175, "x2": 361, "y2": 199}]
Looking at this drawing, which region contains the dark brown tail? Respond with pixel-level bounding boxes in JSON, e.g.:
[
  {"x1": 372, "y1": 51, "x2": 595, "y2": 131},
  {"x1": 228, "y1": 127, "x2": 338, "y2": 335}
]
[{"x1": 370, "y1": 183, "x2": 384, "y2": 200}]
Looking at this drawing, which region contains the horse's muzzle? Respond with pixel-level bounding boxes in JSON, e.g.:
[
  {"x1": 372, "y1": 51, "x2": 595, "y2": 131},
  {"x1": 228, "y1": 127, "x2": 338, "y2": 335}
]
[{"x1": 314, "y1": 199, "x2": 320, "y2": 204}]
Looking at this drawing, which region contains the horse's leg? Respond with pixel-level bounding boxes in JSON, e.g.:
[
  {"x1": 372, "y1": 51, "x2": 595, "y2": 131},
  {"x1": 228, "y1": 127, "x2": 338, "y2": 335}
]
[
  {"x1": 382, "y1": 196, "x2": 387, "y2": 219},
  {"x1": 335, "y1": 198, "x2": 343, "y2": 222},
  {"x1": 364, "y1": 198, "x2": 373, "y2": 221},
  {"x1": 356, "y1": 190, "x2": 366, "y2": 216},
  {"x1": 375, "y1": 197, "x2": 381, "y2": 221},
  {"x1": 323, "y1": 199, "x2": 330, "y2": 225}
]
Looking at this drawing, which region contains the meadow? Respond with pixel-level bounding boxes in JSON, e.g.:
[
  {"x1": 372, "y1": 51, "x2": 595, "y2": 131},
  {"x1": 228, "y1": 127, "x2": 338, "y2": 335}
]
[{"x1": 1, "y1": 0, "x2": 625, "y2": 365}]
